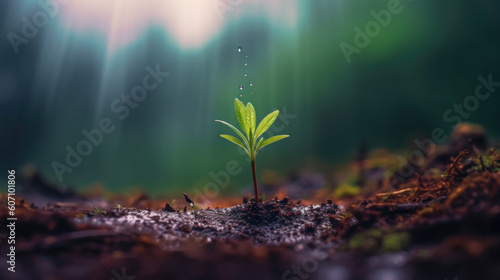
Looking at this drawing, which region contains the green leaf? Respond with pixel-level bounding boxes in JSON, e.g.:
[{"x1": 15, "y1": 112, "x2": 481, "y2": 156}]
[
  {"x1": 255, "y1": 137, "x2": 264, "y2": 154},
  {"x1": 234, "y1": 98, "x2": 247, "y2": 135},
  {"x1": 256, "y1": 135, "x2": 289, "y2": 151},
  {"x1": 217, "y1": 101, "x2": 290, "y2": 163},
  {"x1": 245, "y1": 102, "x2": 256, "y2": 137},
  {"x1": 255, "y1": 110, "x2": 279, "y2": 139},
  {"x1": 214, "y1": 120, "x2": 250, "y2": 148},
  {"x1": 220, "y1": 134, "x2": 249, "y2": 154}
]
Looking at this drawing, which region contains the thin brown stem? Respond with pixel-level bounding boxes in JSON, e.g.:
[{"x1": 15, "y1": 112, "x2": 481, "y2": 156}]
[
  {"x1": 251, "y1": 160, "x2": 259, "y2": 202},
  {"x1": 376, "y1": 187, "x2": 415, "y2": 196},
  {"x1": 445, "y1": 150, "x2": 468, "y2": 181}
]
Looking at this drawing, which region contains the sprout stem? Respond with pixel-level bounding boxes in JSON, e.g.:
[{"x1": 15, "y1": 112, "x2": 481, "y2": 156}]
[{"x1": 251, "y1": 160, "x2": 259, "y2": 202}]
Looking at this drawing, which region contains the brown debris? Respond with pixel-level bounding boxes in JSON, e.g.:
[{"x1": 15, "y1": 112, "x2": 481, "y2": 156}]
[{"x1": 163, "y1": 203, "x2": 176, "y2": 212}]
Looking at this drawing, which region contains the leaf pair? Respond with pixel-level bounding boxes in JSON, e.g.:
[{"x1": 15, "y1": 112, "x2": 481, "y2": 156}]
[{"x1": 215, "y1": 98, "x2": 289, "y2": 161}]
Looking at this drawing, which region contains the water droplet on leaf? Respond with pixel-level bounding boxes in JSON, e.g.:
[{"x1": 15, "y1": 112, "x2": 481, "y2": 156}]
[
  {"x1": 244, "y1": 62, "x2": 247, "y2": 66},
  {"x1": 237, "y1": 47, "x2": 242, "y2": 53},
  {"x1": 239, "y1": 85, "x2": 244, "y2": 90},
  {"x1": 249, "y1": 82, "x2": 253, "y2": 87}
]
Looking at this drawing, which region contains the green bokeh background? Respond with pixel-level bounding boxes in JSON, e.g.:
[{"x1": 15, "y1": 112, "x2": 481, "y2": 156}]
[{"x1": 1, "y1": 0, "x2": 499, "y2": 195}]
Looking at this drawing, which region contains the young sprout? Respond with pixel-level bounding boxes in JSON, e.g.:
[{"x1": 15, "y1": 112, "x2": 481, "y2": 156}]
[
  {"x1": 215, "y1": 98, "x2": 290, "y2": 202},
  {"x1": 92, "y1": 206, "x2": 105, "y2": 214}
]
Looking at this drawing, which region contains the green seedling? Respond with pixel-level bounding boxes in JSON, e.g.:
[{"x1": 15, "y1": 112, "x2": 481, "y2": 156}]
[
  {"x1": 93, "y1": 206, "x2": 105, "y2": 214},
  {"x1": 334, "y1": 183, "x2": 361, "y2": 199},
  {"x1": 215, "y1": 98, "x2": 289, "y2": 202}
]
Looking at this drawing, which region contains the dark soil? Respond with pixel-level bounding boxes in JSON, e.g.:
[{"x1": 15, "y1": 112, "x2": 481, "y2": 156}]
[{"x1": 76, "y1": 199, "x2": 340, "y2": 245}]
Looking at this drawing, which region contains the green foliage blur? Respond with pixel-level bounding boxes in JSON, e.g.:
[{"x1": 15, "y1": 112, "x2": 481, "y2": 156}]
[{"x1": 1, "y1": 0, "x2": 499, "y2": 194}]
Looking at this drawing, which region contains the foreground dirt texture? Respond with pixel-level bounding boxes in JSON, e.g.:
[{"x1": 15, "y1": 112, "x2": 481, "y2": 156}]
[
  {"x1": 77, "y1": 199, "x2": 340, "y2": 246},
  {"x1": 1, "y1": 139, "x2": 500, "y2": 279}
]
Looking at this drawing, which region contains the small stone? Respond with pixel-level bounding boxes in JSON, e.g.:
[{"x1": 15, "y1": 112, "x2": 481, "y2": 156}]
[
  {"x1": 449, "y1": 123, "x2": 488, "y2": 152},
  {"x1": 163, "y1": 203, "x2": 175, "y2": 212},
  {"x1": 280, "y1": 197, "x2": 290, "y2": 205}
]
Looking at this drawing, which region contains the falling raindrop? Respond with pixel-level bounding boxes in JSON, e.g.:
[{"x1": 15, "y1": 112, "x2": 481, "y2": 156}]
[
  {"x1": 237, "y1": 46, "x2": 242, "y2": 53},
  {"x1": 244, "y1": 62, "x2": 247, "y2": 66},
  {"x1": 239, "y1": 85, "x2": 244, "y2": 90},
  {"x1": 249, "y1": 82, "x2": 253, "y2": 87}
]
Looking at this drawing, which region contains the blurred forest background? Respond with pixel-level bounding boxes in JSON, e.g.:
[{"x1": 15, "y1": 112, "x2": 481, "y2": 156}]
[{"x1": 1, "y1": 0, "x2": 499, "y2": 195}]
